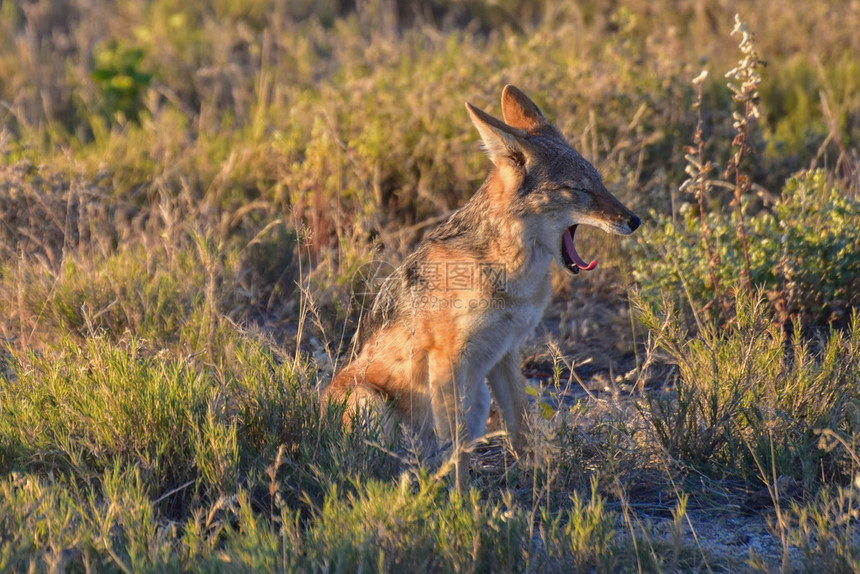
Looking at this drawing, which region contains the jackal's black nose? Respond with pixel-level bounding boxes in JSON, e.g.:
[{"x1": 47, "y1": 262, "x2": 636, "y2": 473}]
[{"x1": 628, "y1": 214, "x2": 641, "y2": 232}]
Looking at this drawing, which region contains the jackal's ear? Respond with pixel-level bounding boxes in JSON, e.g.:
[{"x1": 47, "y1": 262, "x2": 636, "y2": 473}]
[
  {"x1": 465, "y1": 101, "x2": 528, "y2": 167},
  {"x1": 501, "y1": 85, "x2": 551, "y2": 134}
]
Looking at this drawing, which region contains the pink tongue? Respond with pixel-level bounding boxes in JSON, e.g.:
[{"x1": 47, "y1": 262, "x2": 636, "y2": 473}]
[{"x1": 563, "y1": 226, "x2": 598, "y2": 271}]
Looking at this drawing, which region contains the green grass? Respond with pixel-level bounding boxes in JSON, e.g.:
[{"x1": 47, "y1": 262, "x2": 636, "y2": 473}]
[{"x1": 2, "y1": 0, "x2": 860, "y2": 570}]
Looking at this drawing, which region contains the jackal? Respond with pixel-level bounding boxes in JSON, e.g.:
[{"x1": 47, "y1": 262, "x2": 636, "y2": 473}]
[{"x1": 325, "y1": 85, "x2": 640, "y2": 467}]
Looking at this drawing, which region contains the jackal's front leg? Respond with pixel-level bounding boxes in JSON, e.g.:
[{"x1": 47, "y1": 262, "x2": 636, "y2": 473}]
[
  {"x1": 427, "y1": 352, "x2": 476, "y2": 490},
  {"x1": 428, "y1": 352, "x2": 466, "y2": 445},
  {"x1": 487, "y1": 349, "x2": 528, "y2": 452}
]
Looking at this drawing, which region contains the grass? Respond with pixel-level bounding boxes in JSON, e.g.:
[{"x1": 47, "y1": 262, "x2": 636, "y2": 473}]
[{"x1": 1, "y1": 0, "x2": 860, "y2": 571}]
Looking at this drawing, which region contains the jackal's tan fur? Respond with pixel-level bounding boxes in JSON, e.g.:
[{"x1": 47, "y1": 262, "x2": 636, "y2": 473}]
[{"x1": 325, "y1": 85, "x2": 640, "y2": 462}]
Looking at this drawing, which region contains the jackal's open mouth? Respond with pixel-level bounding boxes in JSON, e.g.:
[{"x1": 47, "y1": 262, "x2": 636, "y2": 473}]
[{"x1": 561, "y1": 225, "x2": 597, "y2": 275}]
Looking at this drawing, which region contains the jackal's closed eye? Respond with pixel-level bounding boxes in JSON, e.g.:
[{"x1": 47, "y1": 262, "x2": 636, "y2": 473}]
[{"x1": 553, "y1": 186, "x2": 589, "y2": 197}]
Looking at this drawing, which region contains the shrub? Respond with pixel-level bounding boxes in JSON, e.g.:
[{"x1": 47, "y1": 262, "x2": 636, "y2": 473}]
[
  {"x1": 635, "y1": 169, "x2": 860, "y2": 326},
  {"x1": 92, "y1": 41, "x2": 153, "y2": 124}
]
